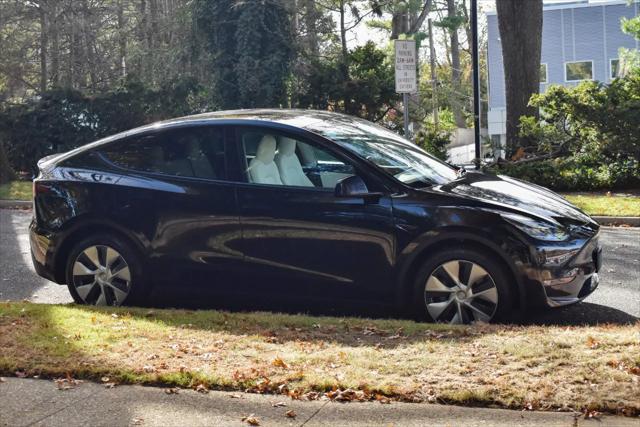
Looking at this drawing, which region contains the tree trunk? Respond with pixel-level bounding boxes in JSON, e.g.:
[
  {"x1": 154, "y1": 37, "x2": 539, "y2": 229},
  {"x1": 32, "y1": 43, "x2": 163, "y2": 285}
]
[
  {"x1": 117, "y1": 0, "x2": 126, "y2": 79},
  {"x1": 50, "y1": 4, "x2": 60, "y2": 86},
  {"x1": 409, "y1": 0, "x2": 433, "y2": 34},
  {"x1": 138, "y1": 0, "x2": 148, "y2": 78},
  {"x1": 496, "y1": 0, "x2": 543, "y2": 157},
  {"x1": 82, "y1": 1, "x2": 98, "y2": 90},
  {"x1": 149, "y1": 0, "x2": 158, "y2": 82},
  {"x1": 338, "y1": 0, "x2": 352, "y2": 113},
  {"x1": 391, "y1": 2, "x2": 409, "y2": 40},
  {"x1": 39, "y1": 5, "x2": 48, "y2": 93},
  {"x1": 303, "y1": 0, "x2": 319, "y2": 56},
  {"x1": 447, "y1": 0, "x2": 465, "y2": 128}
]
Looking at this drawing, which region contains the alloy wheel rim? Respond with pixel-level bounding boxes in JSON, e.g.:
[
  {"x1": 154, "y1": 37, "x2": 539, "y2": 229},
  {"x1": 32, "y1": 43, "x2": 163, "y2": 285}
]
[
  {"x1": 72, "y1": 245, "x2": 131, "y2": 306},
  {"x1": 424, "y1": 260, "x2": 498, "y2": 324}
]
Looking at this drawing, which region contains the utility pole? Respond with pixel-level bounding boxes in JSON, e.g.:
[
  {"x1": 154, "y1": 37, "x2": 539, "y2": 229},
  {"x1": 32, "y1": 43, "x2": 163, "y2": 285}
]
[
  {"x1": 428, "y1": 18, "x2": 438, "y2": 128},
  {"x1": 471, "y1": 0, "x2": 481, "y2": 169}
]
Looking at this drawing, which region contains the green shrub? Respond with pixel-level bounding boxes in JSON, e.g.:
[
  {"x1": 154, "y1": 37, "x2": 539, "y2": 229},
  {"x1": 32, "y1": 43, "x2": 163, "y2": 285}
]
[
  {"x1": 0, "y1": 78, "x2": 207, "y2": 174},
  {"x1": 488, "y1": 155, "x2": 640, "y2": 191},
  {"x1": 509, "y1": 68, "x2": 640, "y2": 191},
  {"x1": 414, "y1": 122, "x2": 452, "y2": 161}
]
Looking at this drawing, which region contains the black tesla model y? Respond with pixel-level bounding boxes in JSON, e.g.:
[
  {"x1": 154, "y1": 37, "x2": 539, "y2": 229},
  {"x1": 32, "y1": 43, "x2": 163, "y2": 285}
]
[{"x1": 30, "y1": 110, "x2": 602, "y2": 324}]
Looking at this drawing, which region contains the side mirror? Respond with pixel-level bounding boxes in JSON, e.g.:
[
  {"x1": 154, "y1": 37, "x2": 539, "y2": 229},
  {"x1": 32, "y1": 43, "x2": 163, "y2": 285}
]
[{"x1": 334, "y1": 175, "x2": 383, "y2": 202}]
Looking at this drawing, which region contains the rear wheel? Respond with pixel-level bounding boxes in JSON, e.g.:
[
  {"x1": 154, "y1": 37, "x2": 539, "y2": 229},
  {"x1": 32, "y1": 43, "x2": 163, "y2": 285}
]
[
  {"x1": 412, "y1": 247, "x2": 514, "y2": 324},
  {"x1": 65, "y1": 234, "x2": 147, "y2": 306}
]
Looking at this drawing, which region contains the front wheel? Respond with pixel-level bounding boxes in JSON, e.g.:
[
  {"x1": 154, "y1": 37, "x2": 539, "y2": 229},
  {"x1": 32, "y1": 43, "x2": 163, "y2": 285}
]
[
  {"x1": 412, "y1": 248, "x2": 514, "y2": 324},
  {"x1": 65, "y1": 234, "x2": 148, "y2": 306}
]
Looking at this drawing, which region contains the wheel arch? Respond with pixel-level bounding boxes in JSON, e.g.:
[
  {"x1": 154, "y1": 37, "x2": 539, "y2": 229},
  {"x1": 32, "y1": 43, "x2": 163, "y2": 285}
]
[
  {"x1": 53, "y1": 220, "x2": 149, "y2": 284},
  {"x1": 395, "y1": 231, "x2": 526, "y2": 312}
]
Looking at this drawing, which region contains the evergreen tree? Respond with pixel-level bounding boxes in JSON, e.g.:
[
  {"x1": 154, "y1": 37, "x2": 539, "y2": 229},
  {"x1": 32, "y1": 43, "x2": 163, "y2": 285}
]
[{"x1": 194, "y1": 0, "x2": 294, "y2": 109}]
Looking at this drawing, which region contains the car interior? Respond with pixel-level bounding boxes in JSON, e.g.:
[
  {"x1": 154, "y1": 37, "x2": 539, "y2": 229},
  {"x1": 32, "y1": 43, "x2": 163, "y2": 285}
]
[
  {"x1": 242, "y1": 131, "x2": 355, "y2": 189},
  {"x1": 141, "y1": 129, "x2": 226, "y2": 179}
]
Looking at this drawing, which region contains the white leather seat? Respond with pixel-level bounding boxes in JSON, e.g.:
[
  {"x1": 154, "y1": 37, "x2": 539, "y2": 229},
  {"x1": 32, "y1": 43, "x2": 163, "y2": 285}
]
[
  {"x1": 248, "y1": 135, "x2": 283, "y2": 185},
  {"x1": 275, "y1": 137, "x2": 314, "y2": 187}
]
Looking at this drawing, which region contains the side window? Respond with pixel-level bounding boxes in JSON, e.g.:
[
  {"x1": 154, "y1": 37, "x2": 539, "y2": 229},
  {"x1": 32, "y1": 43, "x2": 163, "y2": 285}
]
[
  {"x1": 99, "y1": 126, "x2": 227, "y2": 180},
  {"x1": 240, "y1": 129, "x2": 355, "y2": 189}
]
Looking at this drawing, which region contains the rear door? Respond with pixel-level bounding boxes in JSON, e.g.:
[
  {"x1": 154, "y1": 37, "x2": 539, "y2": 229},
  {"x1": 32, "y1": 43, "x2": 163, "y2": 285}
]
[
  {"x1": 97, "y1": 125, "x2": 243, "y2": 290},
  {"x1": 233, "y1": 126, "x2": 396, "y2": 300}
]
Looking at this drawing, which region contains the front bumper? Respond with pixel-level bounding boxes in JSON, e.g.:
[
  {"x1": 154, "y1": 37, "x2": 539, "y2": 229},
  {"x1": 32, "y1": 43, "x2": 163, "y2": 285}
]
[{"x1": 533, "y1": 231, "x2": 602, "y2": 307}]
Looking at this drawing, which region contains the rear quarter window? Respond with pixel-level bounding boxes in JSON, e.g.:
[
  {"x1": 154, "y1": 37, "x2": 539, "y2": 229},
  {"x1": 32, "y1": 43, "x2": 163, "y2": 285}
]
[{"x1": 98, "y1": 127, "x2": 227, "y2": 180}]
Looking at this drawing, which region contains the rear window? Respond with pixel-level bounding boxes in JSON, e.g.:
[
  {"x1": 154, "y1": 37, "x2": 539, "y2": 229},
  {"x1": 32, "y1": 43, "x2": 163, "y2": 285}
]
[{"x1": 99, "y1": 126, "x2": 227, "y2": 180}]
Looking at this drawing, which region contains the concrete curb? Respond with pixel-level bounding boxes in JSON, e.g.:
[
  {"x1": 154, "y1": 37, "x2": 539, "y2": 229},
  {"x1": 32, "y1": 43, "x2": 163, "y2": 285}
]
[
  {"x1": 0, "y1": 199, "x2": 31, "y2": 208},
  {"x1": 593, "y1": 216, "x2": 640, "y2": 227},
  {"x1": 1, "y1": 199, "x2": 638, "y2": 226}
]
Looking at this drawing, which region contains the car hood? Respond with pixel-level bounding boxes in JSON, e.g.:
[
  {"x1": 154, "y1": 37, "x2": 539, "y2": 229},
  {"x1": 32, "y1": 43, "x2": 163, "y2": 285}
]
[{"x1": 431, "y1": 171, "x2": 596, "y2": 226}]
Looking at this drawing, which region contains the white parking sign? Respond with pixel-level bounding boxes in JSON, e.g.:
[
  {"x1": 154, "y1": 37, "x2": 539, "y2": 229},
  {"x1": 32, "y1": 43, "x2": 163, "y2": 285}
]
[{"x1": 395, "y1": 40, "x2": 417, "y2": 93}]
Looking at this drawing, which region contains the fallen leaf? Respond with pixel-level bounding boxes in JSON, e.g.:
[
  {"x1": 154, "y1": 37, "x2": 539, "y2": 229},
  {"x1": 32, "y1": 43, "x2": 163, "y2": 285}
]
[
  {"x1": 104, "y1": 383, "x2": 116, "y2": 389},
  {"x1": 375, "y1": 394, "x2": 391, "y2": 404},
  {"x1": 584, "y1": 409, "x2": 601, "y2": 420},
  {"x1": 271, "y1": 401, "x2": 287, "y2": 407},
  {"x1": 285, "y1": 410, "x2": 296, "y2": 418},
  {"x1": 229, "y1": 393, "x2": 242, "y2": 399},
  {"x1": 195, "y1": 384, "x2": 209, "y2": 394},
  {"x1": 131, "y1": 417, "x2": 144, "y2": 425},
  {"x1": 164, "y1": 388, "x2": 179, "y2": 394},
  {"x1": 55, "y1": 376, "x2": 81, "y2": 391},
  {"x1": 272, "y1": 357, "x2": 288, "y2": 369},
  {"x1": 586, "y1": 336, "x2": 599, "y2": 349},
  {"x1": 241, "y1": 414, "x2": 260, "y2": 426}
]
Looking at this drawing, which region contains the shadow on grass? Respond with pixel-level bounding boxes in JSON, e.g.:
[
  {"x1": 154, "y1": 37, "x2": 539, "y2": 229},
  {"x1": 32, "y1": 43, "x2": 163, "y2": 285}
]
[
  {"x1": 144, "y1": 285, "x2": 639, "y2": 327},
  {"x1": 1, "y1": 301, "x2": 639, "y2": 416},
  {"x1": 521, "y1": 302, "x2": 638, "y2": 326}
]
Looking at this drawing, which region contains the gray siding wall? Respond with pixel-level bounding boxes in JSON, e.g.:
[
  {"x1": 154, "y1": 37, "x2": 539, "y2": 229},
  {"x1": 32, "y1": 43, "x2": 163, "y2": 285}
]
[{"x1": 487, "y1": 2, "x2": 639, "y2": 110}]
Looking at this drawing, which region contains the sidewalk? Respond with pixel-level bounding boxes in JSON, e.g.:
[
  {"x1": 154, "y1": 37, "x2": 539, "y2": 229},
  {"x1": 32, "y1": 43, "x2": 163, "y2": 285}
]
[{"x1": 1, "y1": 378, "x2": 636, "y2": 427}]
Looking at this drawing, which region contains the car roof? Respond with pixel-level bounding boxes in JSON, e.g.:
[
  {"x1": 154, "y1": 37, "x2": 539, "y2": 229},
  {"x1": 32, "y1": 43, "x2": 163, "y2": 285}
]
[
  {"x1": 162, "y1": 109, "x2": 354, "y2": 130},
  {"x1": 49, "y1": 109, "x2": 413, "y2": 167}
]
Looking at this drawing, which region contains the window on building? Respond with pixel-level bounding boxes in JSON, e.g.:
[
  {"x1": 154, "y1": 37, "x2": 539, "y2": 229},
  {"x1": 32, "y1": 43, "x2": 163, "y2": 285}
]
[
  {"x1": 540, "y1": 64, "x2": 548, "y2": 84},
  {"x1": 610, "y1": 59, "x2": 620, "y2": 79},
  {"x1": 565, "y1": 61, "x2": 593, "y2": 81}
]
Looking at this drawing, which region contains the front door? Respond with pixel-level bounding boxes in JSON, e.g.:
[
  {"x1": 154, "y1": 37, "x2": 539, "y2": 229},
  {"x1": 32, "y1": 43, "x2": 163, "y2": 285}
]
[{"x1": 233, "y1": 127, "x2": 396, "y2": 301}]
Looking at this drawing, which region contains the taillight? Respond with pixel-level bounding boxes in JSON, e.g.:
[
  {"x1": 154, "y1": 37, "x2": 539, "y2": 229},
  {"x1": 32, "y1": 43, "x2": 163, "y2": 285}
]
[{"x1": 33, "y1": 182, "x2": 52, "y2": 196}]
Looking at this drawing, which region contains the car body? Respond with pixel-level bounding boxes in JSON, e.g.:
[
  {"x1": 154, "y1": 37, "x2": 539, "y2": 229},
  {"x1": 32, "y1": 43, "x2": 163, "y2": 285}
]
[{"x1": 30, "y1": 109, "x2": 602, "y2": 323}]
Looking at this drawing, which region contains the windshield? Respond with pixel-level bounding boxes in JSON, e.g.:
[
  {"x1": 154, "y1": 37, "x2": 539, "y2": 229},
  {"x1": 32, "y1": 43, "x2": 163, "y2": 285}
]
[{"x1": 304, "y1": 116, "x2": 459, "y2": 187}]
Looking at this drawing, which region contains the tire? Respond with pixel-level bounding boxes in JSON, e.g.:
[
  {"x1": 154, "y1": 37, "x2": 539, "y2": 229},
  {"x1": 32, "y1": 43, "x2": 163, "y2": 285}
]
[
  {"x1": 410, "y1": 247, "x2": 515, "y2": 324},
  {"x1": 65, "y1": 233, "x2": 148, "y2": 306}
]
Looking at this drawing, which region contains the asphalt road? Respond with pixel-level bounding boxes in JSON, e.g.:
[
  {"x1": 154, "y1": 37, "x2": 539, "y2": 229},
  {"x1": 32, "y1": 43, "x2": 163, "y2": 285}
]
[{"x1": 1, "y1": 208, "x2": 638, "y2": 325}]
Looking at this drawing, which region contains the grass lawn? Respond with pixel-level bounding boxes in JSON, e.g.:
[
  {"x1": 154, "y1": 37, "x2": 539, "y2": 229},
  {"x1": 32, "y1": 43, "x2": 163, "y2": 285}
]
[
  {"x1": 0, "y1": 180, "x2": 31, "y2": 200},
  {"x1": 562, "y1": 193, "x2": 640, "y2": 217},
  {"x1": 0, "y1": 302, "x2": 638, "y2": 415}
]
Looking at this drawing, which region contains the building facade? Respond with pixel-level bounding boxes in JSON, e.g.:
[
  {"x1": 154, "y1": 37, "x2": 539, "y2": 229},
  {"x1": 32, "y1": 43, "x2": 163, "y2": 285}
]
[{"x1": 486, "y1": 0, "x2": 639, "y2": 149}]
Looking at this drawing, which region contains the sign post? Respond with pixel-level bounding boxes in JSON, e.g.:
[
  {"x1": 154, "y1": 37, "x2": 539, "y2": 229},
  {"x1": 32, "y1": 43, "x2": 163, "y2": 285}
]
[
  {"x1": 394, "y1": 40, "x2": 417, "y2": 139},
  {"x1": 471, "y1": 0, "x2": 481, "y2": 169}
]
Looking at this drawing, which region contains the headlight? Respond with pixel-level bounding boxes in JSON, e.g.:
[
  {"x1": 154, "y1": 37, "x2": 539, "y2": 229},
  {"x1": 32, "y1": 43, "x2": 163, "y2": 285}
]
[{"x1": 501, "y1": 213, "x2": 569, "y2": 241}]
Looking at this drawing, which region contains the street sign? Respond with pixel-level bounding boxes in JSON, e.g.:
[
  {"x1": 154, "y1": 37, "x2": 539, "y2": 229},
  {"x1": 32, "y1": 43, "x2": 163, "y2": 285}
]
[{"x1": 395, "y1": 40, "x2": 417, "y2": 94}]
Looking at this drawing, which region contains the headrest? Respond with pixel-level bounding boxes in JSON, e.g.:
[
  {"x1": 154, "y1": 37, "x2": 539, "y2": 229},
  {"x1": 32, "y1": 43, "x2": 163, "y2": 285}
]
[
  {"x1": 255, "y1": 135, "x2": 277, "y2": 163},
  {"x1": 278, "y1": 137, "x2": 297, "y2": 156}
]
